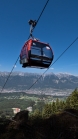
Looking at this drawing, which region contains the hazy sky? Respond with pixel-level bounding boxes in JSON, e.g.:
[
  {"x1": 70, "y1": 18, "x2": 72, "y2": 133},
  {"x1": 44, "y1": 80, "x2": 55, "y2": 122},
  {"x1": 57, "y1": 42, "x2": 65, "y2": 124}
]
[{"x1": 0, "y1": 0, "x2": 78, "y2": 75}]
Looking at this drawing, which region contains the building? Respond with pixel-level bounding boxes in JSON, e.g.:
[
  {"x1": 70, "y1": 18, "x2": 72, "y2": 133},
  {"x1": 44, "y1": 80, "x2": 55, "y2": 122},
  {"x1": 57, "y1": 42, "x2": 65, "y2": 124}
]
[{"x1": 12, "y1": 108, "x2": 21, "y2": 114}]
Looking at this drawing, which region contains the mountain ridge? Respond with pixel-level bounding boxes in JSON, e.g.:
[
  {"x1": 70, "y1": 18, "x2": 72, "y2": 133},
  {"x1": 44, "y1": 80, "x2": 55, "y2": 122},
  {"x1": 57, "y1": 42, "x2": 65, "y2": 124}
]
[{"x1": 0, "y1": 72, "x2": 78, "y2": 95}]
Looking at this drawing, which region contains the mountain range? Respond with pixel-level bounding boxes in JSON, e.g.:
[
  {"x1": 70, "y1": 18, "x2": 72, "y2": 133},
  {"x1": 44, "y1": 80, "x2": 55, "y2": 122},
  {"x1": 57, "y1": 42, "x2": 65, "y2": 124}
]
[{"x1": 0, "y1": 72, "x2": 78, "y2": 95}]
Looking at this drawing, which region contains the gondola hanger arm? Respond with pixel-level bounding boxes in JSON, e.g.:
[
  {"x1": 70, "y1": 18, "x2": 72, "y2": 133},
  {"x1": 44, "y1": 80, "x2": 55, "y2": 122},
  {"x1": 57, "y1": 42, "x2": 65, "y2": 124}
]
[{"x1": 28, "y1": 19, "x2": 37, "y2": 38}]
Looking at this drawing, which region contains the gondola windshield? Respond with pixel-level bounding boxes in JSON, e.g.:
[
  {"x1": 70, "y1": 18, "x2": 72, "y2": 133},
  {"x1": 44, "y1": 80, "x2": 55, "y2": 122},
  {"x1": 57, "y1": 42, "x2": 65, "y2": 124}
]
[{"x1": 31, "y1": 41, "x2": 53, "y2": 61}]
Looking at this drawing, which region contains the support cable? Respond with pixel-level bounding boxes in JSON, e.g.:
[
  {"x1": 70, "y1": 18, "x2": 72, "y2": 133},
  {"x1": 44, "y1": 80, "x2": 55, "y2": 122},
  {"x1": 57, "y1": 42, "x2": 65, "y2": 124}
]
[
  {"x1": 0, "y1": 0, "x2": 50, "y2": 93},
  {"x1": 27, "y1": 37, "x2": 78, "y2": 91},
  {"x1": 0, "y1": 56, "x2": 19, "y2": 93},
  {"x1": 28, "y1": 0, "x2": 50, "y2": 39}
]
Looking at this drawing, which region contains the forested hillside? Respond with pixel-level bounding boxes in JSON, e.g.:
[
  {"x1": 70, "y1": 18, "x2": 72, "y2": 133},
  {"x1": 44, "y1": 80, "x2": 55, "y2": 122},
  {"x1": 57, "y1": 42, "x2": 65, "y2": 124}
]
[{"x1": 0, "y1": 89, "x2": 78, "y2": 139}]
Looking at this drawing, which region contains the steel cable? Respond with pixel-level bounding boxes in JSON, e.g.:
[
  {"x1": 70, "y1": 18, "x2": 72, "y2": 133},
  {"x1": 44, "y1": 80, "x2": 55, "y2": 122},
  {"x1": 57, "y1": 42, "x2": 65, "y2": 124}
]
[
  {"x1": 0, "y1": 0, "x2": 50, "y2": 93},
  {"x1": 27, "y1": 37, "x2": 78, "y2": 91}
]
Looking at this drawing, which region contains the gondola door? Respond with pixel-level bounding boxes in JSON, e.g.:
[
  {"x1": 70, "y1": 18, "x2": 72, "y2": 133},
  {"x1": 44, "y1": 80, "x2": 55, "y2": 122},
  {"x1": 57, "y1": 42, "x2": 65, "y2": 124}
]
[{"x1": 30, "y1": 41, "x2": 41, "y2": 64}]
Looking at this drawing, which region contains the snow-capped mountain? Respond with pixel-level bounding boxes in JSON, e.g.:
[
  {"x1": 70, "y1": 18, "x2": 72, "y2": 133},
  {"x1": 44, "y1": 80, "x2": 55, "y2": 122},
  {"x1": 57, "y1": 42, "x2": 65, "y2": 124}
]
[{"x1": 0, "y1": 72, "x2": 78, "y2": 93}]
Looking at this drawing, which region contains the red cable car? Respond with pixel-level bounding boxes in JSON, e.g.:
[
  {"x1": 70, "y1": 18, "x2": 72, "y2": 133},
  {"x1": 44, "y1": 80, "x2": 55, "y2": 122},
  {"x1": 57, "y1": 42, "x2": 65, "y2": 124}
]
[{"x1": 20, "y1": 20, "x2": 54, "y2": 69}]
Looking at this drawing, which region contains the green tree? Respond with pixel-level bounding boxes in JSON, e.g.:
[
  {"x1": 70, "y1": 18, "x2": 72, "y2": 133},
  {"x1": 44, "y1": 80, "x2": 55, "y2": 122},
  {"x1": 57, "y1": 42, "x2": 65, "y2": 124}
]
[
  {"x1": 52, "y1": 101, "x2": 56, "y2": 113},
  {"x1": 65, "y1": 89, "x2": 78, "y2": 110},
  {"x1": 56, "y1": 98, "x2": 60, "y2": 111},
  {"x1": 33, "y1": 109, "x2": 41, "y2": 118},
  {"x1": 42, "y1": 103, "x2": 53, "y2": 118},
  {"x1": 59, "y1": 100, "x2": 65, "y2": 110},
  {"x1": 65, "y1": 97, "x2": 71, "y2": 108}
]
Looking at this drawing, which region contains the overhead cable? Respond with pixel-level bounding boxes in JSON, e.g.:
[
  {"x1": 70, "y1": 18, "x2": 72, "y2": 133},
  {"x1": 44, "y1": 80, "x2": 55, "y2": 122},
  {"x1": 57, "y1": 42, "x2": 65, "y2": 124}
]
[
  {"x1": 0, "y1": 0, "x2": 50, "y2": 93},
  {"x1": 27, "y1": 37, "x2": 78, "y2": 91}
]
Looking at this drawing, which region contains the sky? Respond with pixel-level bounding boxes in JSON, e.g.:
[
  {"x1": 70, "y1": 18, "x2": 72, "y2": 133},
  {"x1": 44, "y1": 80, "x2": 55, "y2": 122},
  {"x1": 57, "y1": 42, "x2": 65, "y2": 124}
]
[{"x1": 0, "y1": 0, "x2": 78, "y2": 75}]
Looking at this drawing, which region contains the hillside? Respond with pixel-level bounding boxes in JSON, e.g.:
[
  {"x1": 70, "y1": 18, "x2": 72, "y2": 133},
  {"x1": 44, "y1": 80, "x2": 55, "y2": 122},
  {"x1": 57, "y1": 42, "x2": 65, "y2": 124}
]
[
  {"x1": 0, "y1": 109, "x2": 78, "y2": 139},
  {"x1": 0, "y1": 87, "x2": 78, "y2": 139}
]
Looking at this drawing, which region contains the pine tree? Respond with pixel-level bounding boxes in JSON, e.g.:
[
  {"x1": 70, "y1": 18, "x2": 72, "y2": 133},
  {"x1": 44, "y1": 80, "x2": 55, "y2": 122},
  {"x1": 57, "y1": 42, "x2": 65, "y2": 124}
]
[
  {"x1": 33, "y1": 109, "x2": 41, "y2": 118},
  {"x1": 65, "y1": 89, "x2": 78, "y2": 110},
  {"x1": 52, "y1": 101, "x2": 56, "y2": 113},
  {"x1": 42, "y1": 103, "x2": 53, "y2": 118},
  {"x1": 56, "y1": 98, "x2": 60, "y2": 111}
]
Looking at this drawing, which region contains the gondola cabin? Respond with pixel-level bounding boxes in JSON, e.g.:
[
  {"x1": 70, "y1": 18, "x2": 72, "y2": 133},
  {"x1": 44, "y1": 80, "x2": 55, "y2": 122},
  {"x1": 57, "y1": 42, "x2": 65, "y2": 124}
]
[{"x1": 20, "y1": 38, "x2": 54, "y2": 68}]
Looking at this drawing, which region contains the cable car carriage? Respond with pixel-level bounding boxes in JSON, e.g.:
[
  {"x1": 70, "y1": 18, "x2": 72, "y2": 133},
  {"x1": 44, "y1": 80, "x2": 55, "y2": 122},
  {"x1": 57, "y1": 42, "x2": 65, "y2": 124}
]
[{"x1": 20, "y1": 20, "x2": 54, "y2": 68}]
